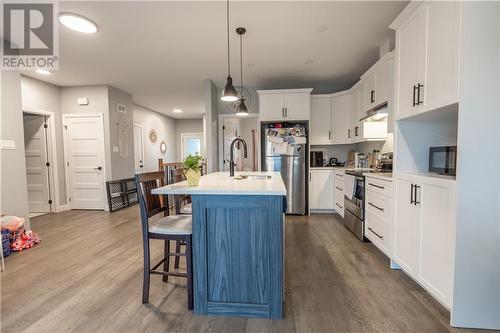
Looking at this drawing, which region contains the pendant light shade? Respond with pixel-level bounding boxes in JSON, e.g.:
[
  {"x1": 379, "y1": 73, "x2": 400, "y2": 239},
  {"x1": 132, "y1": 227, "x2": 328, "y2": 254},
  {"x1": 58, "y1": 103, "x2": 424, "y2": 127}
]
[
  {"x1": 235, "y1": 27, "x2": 248, "y2": 116},
  {"x1": 221, "y1": 0, "x2": 237, "y2": 102},
  {"x1": 236, "y1": 98, "x2": 248, "y2": 116},
  {"x1": 222, "y1": 76, "x2": 238, "y2": 102}
]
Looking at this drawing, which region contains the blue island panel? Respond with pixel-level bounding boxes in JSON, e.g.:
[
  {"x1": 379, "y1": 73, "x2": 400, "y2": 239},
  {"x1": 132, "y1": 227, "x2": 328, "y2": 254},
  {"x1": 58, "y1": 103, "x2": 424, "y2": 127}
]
[{"x1": 192, "y1": 195, "x2": 283, "y2": 319}]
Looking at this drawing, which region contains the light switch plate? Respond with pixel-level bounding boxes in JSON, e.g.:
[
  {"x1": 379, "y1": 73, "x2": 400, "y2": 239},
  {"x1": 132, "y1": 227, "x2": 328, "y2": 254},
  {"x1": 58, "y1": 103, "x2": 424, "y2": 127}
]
[
  {"x1": 77, "y1": 97, "x2": 89, "y2": 105},
  {"x1": 1, "y1": 140, "x2": 16, "y2": 150},
  {"x1": 112, "y1": 146, "x2": 119, "y2": 152}
]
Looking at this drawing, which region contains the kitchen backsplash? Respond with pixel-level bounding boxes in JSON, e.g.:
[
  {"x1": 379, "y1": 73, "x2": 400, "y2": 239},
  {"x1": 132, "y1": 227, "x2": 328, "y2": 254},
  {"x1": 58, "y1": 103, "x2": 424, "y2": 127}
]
[{"x1": 312, "y1": 134, "x2": 393, "y2": 164}]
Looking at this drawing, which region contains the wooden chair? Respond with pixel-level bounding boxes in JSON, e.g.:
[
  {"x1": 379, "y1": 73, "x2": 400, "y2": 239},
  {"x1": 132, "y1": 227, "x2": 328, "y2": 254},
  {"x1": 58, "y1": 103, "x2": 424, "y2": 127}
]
[
  {"x1": 135, "y1": 171, "x2": 193, "y2": 309},
  {"x1": 171, "y1": 168, "x2": 192, "y2": 215}
]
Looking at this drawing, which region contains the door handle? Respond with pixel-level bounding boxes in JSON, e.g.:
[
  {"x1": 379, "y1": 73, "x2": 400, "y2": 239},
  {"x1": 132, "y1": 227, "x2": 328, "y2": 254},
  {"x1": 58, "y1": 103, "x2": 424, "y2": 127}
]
[
  {"x1": 94, "y1": 166, "x2": 102, "y2": 171},
  {"x1": 416, "y1": 83, "x2": 424, "y2": 105}
]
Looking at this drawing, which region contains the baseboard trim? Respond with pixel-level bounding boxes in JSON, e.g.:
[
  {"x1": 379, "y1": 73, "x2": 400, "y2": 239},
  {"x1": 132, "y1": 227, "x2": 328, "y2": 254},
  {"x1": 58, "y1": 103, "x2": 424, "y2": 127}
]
[{"x1": 56, "y1": 205, "x2": 69, "y2": 213}]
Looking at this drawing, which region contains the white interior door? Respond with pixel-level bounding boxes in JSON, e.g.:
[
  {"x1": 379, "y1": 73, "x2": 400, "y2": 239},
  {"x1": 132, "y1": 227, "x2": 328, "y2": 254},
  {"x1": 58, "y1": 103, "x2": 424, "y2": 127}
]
[
  {"x1": 24, "y1": 114, "x2": 51, "y2": 213},
  {"x1": 133, "y1": 124, "x2": 144, "y2": 174},
  {"x1": 64, "y1": 114, "x2": 106, "y2": 210}
]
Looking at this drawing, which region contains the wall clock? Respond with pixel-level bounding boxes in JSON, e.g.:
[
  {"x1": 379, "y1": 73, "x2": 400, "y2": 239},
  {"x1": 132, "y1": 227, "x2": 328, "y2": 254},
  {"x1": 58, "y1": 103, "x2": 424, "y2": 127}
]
[{"x1": 149, "y1": 129, "x2": 157, "y2": 143}]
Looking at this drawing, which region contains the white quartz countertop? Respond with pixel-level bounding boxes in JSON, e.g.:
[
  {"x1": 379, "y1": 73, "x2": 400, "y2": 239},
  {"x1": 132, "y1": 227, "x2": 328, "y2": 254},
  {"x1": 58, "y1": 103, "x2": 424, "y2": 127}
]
[{"x1": 152, "y1": 171, "x2": 287, "y2": 196}]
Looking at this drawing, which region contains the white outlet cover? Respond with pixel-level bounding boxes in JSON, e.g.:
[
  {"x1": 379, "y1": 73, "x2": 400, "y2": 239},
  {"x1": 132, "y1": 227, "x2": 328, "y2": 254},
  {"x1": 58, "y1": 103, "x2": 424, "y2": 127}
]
[
  {"x1": 112, "y1": 146, "x2": 119, "y2": 152},
  {"x1": 1, "y1": 140, "x2": 16, "y2": 150}
]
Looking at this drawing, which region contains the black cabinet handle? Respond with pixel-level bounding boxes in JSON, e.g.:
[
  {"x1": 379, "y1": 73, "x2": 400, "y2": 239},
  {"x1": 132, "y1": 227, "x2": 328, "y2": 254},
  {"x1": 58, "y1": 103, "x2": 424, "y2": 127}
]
[
  {"x1": 335, "y1": 186, "x2": 343, "y2": 191},
  {"x1": 410, "y1": 184, "x2": 415, "y2": 204},
  {"x1": 336, "y1": 203, "x2": 343, "y2": 209},
  {"x1": 328, "y1": 130, "x2": 331, "y2": 140},
  {"x1": 368, "y1": 227, "x2": 384, "y2": 240},
  {"x1": 348, "y1": 129, "x2": 351, "y2": 139},
  {"x1": 355, "y1": 126, "x2": 359, "y2": 137},
  {"x1": 368, "y1": 202, "x2": 384, "y2": 212},
  {"x1": 368, "y1": 182, "x2": 384, "y2": 189},
  {"x1": 370, "y1": 90, "x2": 375, "y2": 103},
  {"x1": 414, "y1": 185, "x2": 421, "y2": 205},
  {"x1": 412, "y1": 85, "x2": 417, "y2": 107},
  {"x1": 417, "y1": 83, "x2": 423, "y2": 105}
]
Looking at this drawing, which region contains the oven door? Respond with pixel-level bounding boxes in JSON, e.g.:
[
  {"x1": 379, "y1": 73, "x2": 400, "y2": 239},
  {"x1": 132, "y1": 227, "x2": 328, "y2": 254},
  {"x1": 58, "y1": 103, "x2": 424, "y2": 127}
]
[{"x1": 344, "y1": 176, "x2": 365, "y2": 220}]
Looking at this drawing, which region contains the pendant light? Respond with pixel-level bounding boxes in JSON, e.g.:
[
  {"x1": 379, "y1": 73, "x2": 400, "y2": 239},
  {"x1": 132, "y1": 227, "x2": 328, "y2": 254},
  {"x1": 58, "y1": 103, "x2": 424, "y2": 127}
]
[
  {"x1": 221, "y1": 0, "x2": 238, "y2": 102},
  {"x1": 235, "y1": 27, "x2": 248, "y2": 116}
]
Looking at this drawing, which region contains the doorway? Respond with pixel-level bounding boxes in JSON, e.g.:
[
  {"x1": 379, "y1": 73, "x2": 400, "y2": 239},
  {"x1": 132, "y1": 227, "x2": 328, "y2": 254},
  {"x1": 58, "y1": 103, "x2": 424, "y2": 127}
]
[
  {"x1": 180, "y1": 133, "x2": 204, "y2": 160},
  {"x1": 218, "y1": 114, "x2": 259, "y2": 172},
  {"x1": 23, "y1": 113, "x2": 52, "y2": 216},
  {"x1": 63, "y1": 114, "x2": 106, "y2": 210}
]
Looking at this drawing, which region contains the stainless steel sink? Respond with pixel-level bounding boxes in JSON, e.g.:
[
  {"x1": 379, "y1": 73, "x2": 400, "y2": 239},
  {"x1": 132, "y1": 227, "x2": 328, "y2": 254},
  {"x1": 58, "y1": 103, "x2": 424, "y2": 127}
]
[{"x1": 234, "y1": 174, "x2": 272, "y2": 180}]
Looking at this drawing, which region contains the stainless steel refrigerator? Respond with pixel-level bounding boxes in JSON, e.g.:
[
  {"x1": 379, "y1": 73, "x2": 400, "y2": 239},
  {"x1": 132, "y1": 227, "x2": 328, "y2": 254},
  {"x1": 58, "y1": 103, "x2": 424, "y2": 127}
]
[{"x1": 262, "y1": 123, "x2": 307, "y2": 215}]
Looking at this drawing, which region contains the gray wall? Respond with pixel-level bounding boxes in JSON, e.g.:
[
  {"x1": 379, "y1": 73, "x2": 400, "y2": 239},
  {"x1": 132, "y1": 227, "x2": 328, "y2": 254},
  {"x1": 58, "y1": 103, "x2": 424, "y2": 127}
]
[
  {"x1": 203, "y1": 79, "x2": 219, "y2": 173},
  {"x1": 108, "y1": 86, "x2": 135, "y2": 180},
  {"x1": 1, "y1": 71, "x2": 31, "y2": 229},
  {"x1": 175, "y1": 118, "x2": 203, "y2": 161},
  {"x1": 60, "y1": 85, "x2": 112, "y2": 182},
  {"x1": 133, "y1": 104, "x2": 176, "y2": 171},
  {"x1": 20, "y1": 76, "x2": 66, "y2": 205},
  {"x1": 451, "y1": 2, "x2": 500, "y2": 329}
]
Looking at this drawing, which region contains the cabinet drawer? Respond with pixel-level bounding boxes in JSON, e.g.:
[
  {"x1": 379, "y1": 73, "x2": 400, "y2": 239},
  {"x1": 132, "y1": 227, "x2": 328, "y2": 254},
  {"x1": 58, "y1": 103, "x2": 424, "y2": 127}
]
[
  {"x1": 335, "y1": 172, "x2": 345, "y2": 182},
  {"x1": 365, "y1": 177, "x2": 393, "y2": 197},
  {"x1": 365, "y1": 210, "x2": 392, "y2": 257},
  {"x1": 365, "y1": 190, "x2": 392, "y2": 221}
]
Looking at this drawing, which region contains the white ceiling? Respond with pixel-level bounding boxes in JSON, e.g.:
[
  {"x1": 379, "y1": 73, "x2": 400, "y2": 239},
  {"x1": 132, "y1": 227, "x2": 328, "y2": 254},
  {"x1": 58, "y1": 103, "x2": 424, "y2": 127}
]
[{"x1": 24, "y1": 1, "x2": 407, "y2": 119}]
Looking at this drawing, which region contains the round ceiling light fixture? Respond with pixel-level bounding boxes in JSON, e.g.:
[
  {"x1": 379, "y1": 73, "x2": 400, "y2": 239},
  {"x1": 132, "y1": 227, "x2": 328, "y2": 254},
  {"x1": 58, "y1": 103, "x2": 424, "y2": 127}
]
[
  {"x1": 35, "y1": 69, "x2": 51, "y2": 75},
  {"x1": 58, "y1": 12, "x2": 98, "y2": 33}
]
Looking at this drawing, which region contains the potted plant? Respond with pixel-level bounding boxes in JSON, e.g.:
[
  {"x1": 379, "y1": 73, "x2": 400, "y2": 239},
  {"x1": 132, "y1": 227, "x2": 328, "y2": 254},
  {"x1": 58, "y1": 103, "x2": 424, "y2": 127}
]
[{"x1": 183, "y1": 154, "x2": 203, "y2": 186}]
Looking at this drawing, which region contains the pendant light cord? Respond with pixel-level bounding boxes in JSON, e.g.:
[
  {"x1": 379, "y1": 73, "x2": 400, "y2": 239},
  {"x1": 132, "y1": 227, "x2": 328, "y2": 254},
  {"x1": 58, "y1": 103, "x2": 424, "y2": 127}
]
[
  {"x1": 240, "y1": 32, "x2": 243, "y2": 92},
  {"x1": 226, "y1": 0, "x2": 230, "y2": 75}
]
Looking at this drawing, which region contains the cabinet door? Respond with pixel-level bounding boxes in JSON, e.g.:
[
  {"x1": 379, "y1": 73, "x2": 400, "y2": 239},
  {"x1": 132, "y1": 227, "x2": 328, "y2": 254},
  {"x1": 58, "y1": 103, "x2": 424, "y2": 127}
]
[
  {"x1": 284, "y1": 93, "x2": 310, "y2": 121},
  {"x1": 394, "y1": 179, "x2": 420, "y2": 277},
  {"x1": 394, "y1": 4, "x2": 425, "y2": 119},
  {"x1": 309, "y1": 170, "x2": 334, "y2": 210},
  {"x1": 419, "y1": 182, "x2": 455, "y2": 308},
  {"x1": 364, "y1": 72, "x2": 376, "y2": 110},
  {"x1": 421, "y1": 1, "x2": 460, "y2": 112},
  {"x1": 259, "y1": 94, "x2": 285, "y2": 121},
  {"x1": 310, "y1": 97, "x2": 332, "y2": 144},
  {"x1": 331, "y1": 93, "x2": 352, "y2": 144},
  {"x1": 351, "y1": 87, "x2": 361, "y2": 142},
  {"x1": 375, "y1": 57, "x2": 394, "y2": 107}
]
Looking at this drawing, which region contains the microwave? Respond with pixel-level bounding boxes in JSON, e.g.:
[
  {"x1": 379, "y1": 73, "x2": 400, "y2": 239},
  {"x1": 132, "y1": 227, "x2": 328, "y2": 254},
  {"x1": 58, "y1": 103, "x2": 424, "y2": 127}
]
[{"x1": 429, "y1": 146, "x2": 457, "y2": 176}]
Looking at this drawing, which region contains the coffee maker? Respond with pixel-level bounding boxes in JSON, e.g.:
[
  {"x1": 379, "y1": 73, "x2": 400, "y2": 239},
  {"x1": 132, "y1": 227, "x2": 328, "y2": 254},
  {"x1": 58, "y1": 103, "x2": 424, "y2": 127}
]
[{"x1": 310, "y1": 151, "x2": 323, "y2": 167}]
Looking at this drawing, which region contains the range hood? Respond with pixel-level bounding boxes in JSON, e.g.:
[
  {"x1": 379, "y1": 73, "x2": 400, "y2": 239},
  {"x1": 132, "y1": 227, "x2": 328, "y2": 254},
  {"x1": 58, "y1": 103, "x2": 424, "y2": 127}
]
[{"x1": 360, "y1": 102, "x2": 389, "y2": 122}]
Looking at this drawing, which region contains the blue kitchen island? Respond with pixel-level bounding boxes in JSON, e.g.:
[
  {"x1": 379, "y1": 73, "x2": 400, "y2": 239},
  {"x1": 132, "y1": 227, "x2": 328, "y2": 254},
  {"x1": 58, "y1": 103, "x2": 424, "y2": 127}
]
[{"x1": 152, "y1": 172, "x2": 286, "y2": 319}]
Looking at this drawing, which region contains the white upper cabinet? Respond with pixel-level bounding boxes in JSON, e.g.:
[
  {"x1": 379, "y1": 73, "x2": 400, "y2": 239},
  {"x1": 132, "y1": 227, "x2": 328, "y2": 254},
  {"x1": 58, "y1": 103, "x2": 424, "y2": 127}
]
[
  {"x1": 257, "y1": 89, "x2": 312, "y2": 122},
  {"x1": 374, "y1": 55, "x2": 394, "y2": 107},
  {"x1": 310, "y1": 95, "x2": 332, "y2": 144},
  {"x1": 363, "y1": 71, "x2": 376, "y2": 110},
  {"x1": 331, "y1": 92, "x2": 352, "y2": 144},
  {"x1": 391, "y1": 1, "x2": 460, "y2": 120}
]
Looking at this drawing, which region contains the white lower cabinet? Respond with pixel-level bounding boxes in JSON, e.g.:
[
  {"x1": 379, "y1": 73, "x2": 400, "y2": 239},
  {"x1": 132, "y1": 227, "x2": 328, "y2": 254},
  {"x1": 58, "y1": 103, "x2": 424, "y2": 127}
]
[
  {"x1": 394, "y1": 174, "x2": 456, "y2": 309},
  {"x1": 309, "y1": 169, "x2": 335, "y2": 211},
  {"x1": 365, "y1": 176, "x2": 394, "y2": 258},
  {"x1": 334, "y1": 171, "x2": 345, "y2": 217}
]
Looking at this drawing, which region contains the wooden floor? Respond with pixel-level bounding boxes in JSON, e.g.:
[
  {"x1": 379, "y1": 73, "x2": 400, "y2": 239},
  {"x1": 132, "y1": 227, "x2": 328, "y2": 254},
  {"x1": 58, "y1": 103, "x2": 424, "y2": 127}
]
[{"x1": 1, "y1": 208, "x2": 489, "y2": 333}]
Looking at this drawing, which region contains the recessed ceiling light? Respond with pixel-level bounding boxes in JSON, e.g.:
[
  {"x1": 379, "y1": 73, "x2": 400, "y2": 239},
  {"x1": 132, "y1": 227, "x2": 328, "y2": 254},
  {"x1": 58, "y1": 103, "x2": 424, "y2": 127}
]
[
  {"x1": 35, "y1": 69, "x2": 51, "y2": 75},
  {"x1": 173, "y1": 109, "x2": 183, "y2": 113},
  {"x1": 58, "y1": 12, "x2": 98, "y2": 33}
]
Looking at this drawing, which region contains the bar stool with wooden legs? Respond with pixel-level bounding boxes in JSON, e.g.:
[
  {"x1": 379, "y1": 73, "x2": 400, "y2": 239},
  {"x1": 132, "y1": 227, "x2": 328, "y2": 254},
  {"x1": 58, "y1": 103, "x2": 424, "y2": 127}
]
[{"x1": 135, "y1": 171, "x2": 193, "y2": 309}]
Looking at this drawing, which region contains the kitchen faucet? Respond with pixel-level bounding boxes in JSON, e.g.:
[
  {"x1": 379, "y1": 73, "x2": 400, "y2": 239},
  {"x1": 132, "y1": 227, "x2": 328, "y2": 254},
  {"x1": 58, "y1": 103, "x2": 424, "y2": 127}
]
[{"x1": 228, "y1": 137, "x2": 248, "y2": 177}]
